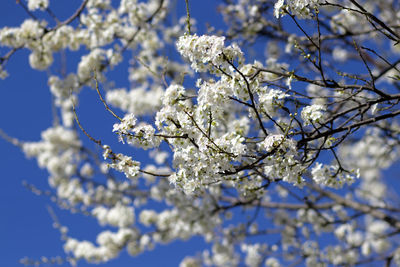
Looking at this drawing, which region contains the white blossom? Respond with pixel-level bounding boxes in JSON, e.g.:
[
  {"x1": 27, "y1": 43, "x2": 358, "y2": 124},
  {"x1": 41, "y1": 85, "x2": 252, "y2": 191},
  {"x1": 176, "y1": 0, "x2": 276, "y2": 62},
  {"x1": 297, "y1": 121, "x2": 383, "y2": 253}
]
[
  {"x1": 28, "y1": 0, "x2": 49, "y2": 11},
  {"x1": 275, "y1": 0, "x2": 321, "y2": 19},
  {"x1": 177, "y1": 34, "x2": 243, "y2": 73},
  {"x1": 92, "y1": 202, "x2": 134, "y2": 227},
  {"x1": 301, "y1": 104, "x2": 325, "y2": 125},
  {"x1": 113, "y1": 113, "x2": 137, "y2": 135},
  {"x1": 265, "y1": 258, "x2": 281, "y2": 267}
]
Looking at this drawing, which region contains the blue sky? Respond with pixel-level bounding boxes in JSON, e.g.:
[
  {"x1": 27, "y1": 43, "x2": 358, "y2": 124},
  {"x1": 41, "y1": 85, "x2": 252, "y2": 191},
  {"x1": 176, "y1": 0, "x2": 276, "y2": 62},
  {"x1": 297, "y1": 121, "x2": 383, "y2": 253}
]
[{"x1": 0, "y1": 1, "x2": 227, "y2": 266}]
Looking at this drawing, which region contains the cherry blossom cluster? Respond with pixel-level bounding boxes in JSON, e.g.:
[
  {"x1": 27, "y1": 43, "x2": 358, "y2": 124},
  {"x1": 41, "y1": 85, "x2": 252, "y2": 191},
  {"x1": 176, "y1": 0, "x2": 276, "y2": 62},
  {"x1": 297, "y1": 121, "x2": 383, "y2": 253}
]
[
  {"x1": 2, "y1": 0, "x2": 400, "y2": 266},
  {"x1": 274, "y1": 0, "x2": 321, "y2": 19}
]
